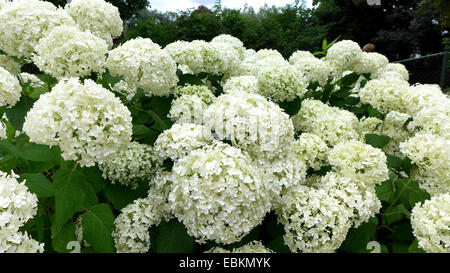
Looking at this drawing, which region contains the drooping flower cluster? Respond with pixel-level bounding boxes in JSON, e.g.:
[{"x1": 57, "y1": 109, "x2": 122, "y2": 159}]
[
  {"x1": 0, "y1": 66, "x2": 21, "y2": 108},
  {"x1": 169, "y1": 142, "x2": 270, "y2": 244},
  {"x1": 411, "y1": 193, "x2": 450, "y2": 253},
  {"x1": 33, "y1": 26, "x2": 108, "y2": 78},
  {"x1": 106, "y1": 38, "x2": 178, "y2": 97},
  {"x1": 23, "y1": 78, "x2": 132, "y2": 167},
  {"x1": 0, "y1": 171, "x2": 43, "y2": 253}
]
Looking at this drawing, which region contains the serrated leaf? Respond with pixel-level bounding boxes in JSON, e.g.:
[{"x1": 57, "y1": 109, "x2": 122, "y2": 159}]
[
  {"x1": 365, "y1": 134, "x2": 390, "y2": 148},
  {"x1": 20, "y1": 173, "x2": 54, "y2": 198},
  {"x1": 152, "y1": 219, "x2": 195, "y2": 253},
  {"x1": 82, "y1": 204, "x2": 115, "y2": 253},
  {"x1": 5, "y1": 96, "x2": 34, "y2": 131},
  {"x1": 376, "y1": 179, "x2": 396, "y2": 203}
]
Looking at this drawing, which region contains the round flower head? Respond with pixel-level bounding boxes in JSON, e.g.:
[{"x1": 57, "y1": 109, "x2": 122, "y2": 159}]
[
  {"x1": 358, "y1": 117, "x2": 383, "y2": 139},
  {"x1": 169, "y1": 95, "x2": 206, "y2": 125},
  {"x1": 33, "y1": 26, "x2": 108, "y2": 78},
  {"x1": 203, "y1": 91, "x2": 295, "y2": 160},
  {"x1": 400, "y1": 133, "x2": 450, "y2": 196},
  {"x1": 0, "y1": 54, "x2": 20, "y2": 75},
  {"x1": 207, "y1": 241, "x2": 273, "y2": 253},
  {"x1": 318, "y1": 171, "x2": 381, "y2": 228},
  {"x1": 19, "y1": 73, "x2": 44, "y2": 88},
  {"x1": 374, "y1": 63, "x2": 409, "y2": 81},
  {"x1": 174, "y1": 84, "x2": 215, "y2": 104},
  {"x1": 205, "y1": 41, "x2": 241, "y2": 76},
  {"x1": 169, "y1": 142, "x2": 270, "y2": 244},
  {"x1": 359, "y1": 78, "x2": 411, "y2": 114},
  {"x1": 328, "y1": 140, "x2": 389, "y2": 186},
  {"x1": 23, "y1": 78, "x2": 132, "y2": 167},
  {"x1": 65, "y1": 0, "x2": 123, "y2": 40},
  {"x1": 211, "y1": 34, "x2": 245, "y2": 60},
  {"x1": 325, "y1": 40, "x2": 362, "y2": 71},
  {"x1": 349, "y1": 52, "x2": 389, "y2": 75},
  {"x1": 113, "y1": 197, "x2": 163, "y2": 253},
  {"x1": 289, "y1": 50, "x2": 315, "y2": 65},
  {"x1": 411, "y1": 193, "x2": 450, "y2": 253},
  {"x1": 106, "y1": 38, "x2": 178, "y2": 97},
  {"x1": 223, "y1": 76, "x2": 258, "y2": 94},
  {"x1": 236, "y1": 49, "x2": 288, "y2": 77},
  {"x1": 0, "y1": 0, "x2": 75, "y2": 58},
  {"x1": 414, "y1": 100, "x2": 450, "y2": 138},
  {"x1": 292, "y1": 133, "x2": 330, "y2": 171},
  {"x1": 257, "y1": 63, "x2": 308, "y2": 102},
  {"x1": 164, "y1": 40, "x2": 204, "y2": 74},
  {"x1": 0, "y1": 66, "x2": 21, "y2": 108},
  {"x1": 380, "y1": 111, "x2": 416, "y2": 156},
  {"x1": 153, "y1": 123, "x2": 214, "y2": 162},
  {"x1": 292, "y1": 57, "x2": 331, "y2": 86},
  {"x1": 292, "y1": 99, "x2": 359, "y2": 147},
  {"x1": 278, "y1": 185, "x2": 351, "y2": 253},
  {"x1": 99, "y1": 142, "x2": 160, "y2": 189},
  {"x1": 405, "y1": 84, "x2": 447, "y2": 116}
]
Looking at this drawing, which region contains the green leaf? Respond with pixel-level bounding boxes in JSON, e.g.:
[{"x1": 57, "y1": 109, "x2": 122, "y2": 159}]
[
  {"x1": 53, "y1": 168, "x2": 86, "y2": 235},
  {"x1": 28, "y1": 86, "x2": 49, "y2": 99},
  {"x1": 51, "y1": 221, "x2": 77, "y2": 253},
  {"x1": 5, "y1": 96, "x2": 34, "y2": 131},
  {"x1": 20, "y1": 173, "x2": 54, "y2": 198},
  {"x1": 341, "y1": 217, "x2": 378, "y2": 252},
  {"x1": 367, "y1": 104, "x2": 381, "y2": 118},
  {"x1": 387, "y1": 220, "x2": 414, "y2": 242},
  {"x1": 103, "y1": 182, "x2": 150, "y2": 211},
  {"x1": 386, "y1": 154, "x2": 404, "y2": 170},
  {"x1": 152, "y1": 219, "x2": 195, "y2": 253},
  {"x1": 278, "y1": 97, "x2": 302, "y2": 117},
  {"x1": 177, "y1": 73, "x2": 204, "y2": 87},
  {"x1": 385, "y1": 204, "x2": 410, "y2": 225},
  {"x1": 341, "y1": 72, "x2": 359, "y2": 87},
  {"x1": 365, "y1": 134, "x2": 390, "y2": 148},
  {"x1": 408, "y1": 239, "x2": 426, "y2": 253},
  {"x1": 21, "y1": 143, "x2": 59, "y2": 163},
  {"x1": 82, "y1": 204, "x2": 115, "y2": 253},
  {"x1": 266, "y1": 236, "x2": 290, "y2": 253},
  {"x1": 81, "y1": 166, "x2": 106, "y2": 194},
  {"x1": 0, "y1": 139, "x2": 24, "y2": 160},
  {"x1": 376, "y1": 178, "x2": 396, "y2": 203}
]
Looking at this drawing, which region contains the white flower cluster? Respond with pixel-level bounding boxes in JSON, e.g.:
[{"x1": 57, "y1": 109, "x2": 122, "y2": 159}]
[
  {"x1": 0, "y1": 66, "x2": 21, "y2": 108},
  {"x1": 169, "y1": 95, "x2": 207, "y2": 125},
  {"x1": 65, "y1": 0, "x2": 123, "y2": 48},
  {"x1": 0, "y1": 171, "x2": 43, "y2": 253},
  {"x1": 278, "y1": 185, "x2": 351, "y2": 253},
  {"x1": 153, "y1": 123, "x2": 214, "y2": 162},
  {"x1": 292, "y1": 133, "x2": 330, "y2": 171},
  {"x1": 0, "y1": 0, "x2": 75, "y2": 58},
  {"x1": 223, "y1": 76, "x2": 258, "y2": 94},
  {"x1": 256, "y1": 62, "x2": 308, "y2": 102},
  {"x1": 23, "y1": 78, "x2": 132, "y2": 167},
  {"x1": 380, "y1": 111, "x2": 416, "y2": 156},
  {"x1": 0, "y1": 54, "x2": 20, "y2": 75},
  {"x1": 374, "y1": 63, "x2": 409, "y2": 81},
  {"x1": 174, "y1": 85, "x2": 215, "y2": 104},
  {"x1": 292, "y1": 99, "x2": 359, "y2": 147},
  {"x1": 106, "y1": 38, "x2": 178, "y2": 97},
  {"x1": 236, "y1": 49, "x2": 287, "y2": 77},
  {"x1": 325, "y1": 40, "x2": 362, "y2": 72},
  {"x1": 211, "y1": 34, "x2": 245, "y2": 60},
  {"x1": 99, "y1": 142, "x2": 160, "y2": 189},
  {"x1": 289, "y1": 50, "x2": 315, "y2": 65},
  {"x1": 350, "y1": 52, "x2": 389, "y2": 76},
  {"x1": 169, "y1": 142, "x2": 270, "y2": 244},
  {"x1": 400, "y1": 133, "x2": 450, "y2": 196},
  {"x1": 411, "y1": 193, "x2": 450, "y2": 253},
  {"x1": 206, "y1": 241, "x2": 273, "y2": 253},
  {"x1": 291, "y1": 56, "x2": 331, "y2": 86},
  {"x1": 33, "y1": 26, "x2": 108, "y2": 78},
  {"x1": 203, "y1": 91, "x2": 294, "y2": 160}
]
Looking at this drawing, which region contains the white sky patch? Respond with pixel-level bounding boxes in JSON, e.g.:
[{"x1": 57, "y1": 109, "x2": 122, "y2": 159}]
[{"x1": 150, "y1": 0, "x2": 314, "y2": 12}]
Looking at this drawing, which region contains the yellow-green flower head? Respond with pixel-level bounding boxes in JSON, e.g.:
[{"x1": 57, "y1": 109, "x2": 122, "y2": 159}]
[{"x1": 325, "y1": 40, "x2": 362, "y2": 71}]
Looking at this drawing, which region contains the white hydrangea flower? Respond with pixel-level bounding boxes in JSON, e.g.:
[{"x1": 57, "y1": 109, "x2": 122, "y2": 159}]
[
  {"x1": 236, "y1": 49, "x2": 288, "y2": 77},
  {"x1": 164, "y1": 40, "x2": 205, "y2": 74},
  {"x1": 147, "y1": 170, "x2": 175, "y2": 223},
  {"x1": 325, "y1": 40, "x2": 362, "y2": 71},
  {"x1": 359, "y1": 78, "x2": 411, "y2": 114},
  {"x1": 414, "y1": 100, "x2": 450, "y2": 138},
  {"x1": 174, "y1": 85, "x2": 215, "y2": 104},
  {"x1": 153, "y1": 123, "x2": 214, "y2": 162},
  {"x1": 256, "y1": 63, "x2": 308, "y2": 102},
  {"x1": 278, "y1": 185, "x2": 351, "y2": 253},
  {"x1": 113, "y1": 197, "x2": 163, "y2": 253},
  {"x1": 19, "y1": 73, "x2": 44, "y2": 88},
  {"x1": 206, "y1": 42, "x2": 242, "y2": 76},
  {"x1": 0, "y1": 171, "x2": 43, "y2": 253},
  {"x1": 292, "y1": 57, "x2": 331, "y2": 86},
  {"x1": 206, "y1": 241, "x2": 273, "y2": 253},
  {"x1": 106, "y1": 38, "x2": 178, "y2": 97},
  {"x1": 169, "y1": 142, "x2": 270, "y2": 244},
  {"x1": 350, "y1": 52, "x2": 389, "y2": 75},
  {"x1": 411, "y1": 193, "x2": 450, "y2": 253},
  {"x1": 203, "y1": 91, "x2": 295, "y2": 160},
  {"x1": 0, "y1": 0, "x2": 75, "y2": 58},
  {"x1": 292, "y1": 99, "x2": 359, "y2": 147},
  {"x1": 400, "y1": 133, "x2": 450, "y2": 196},
  {"x1": 23, "y1": 78, "x2": 132, "y2": 167},
  {"x1": 289, "y1": 50, "x2": 315, "y2": 65},
  {"x1": 0, "y1": 54, "x2": 20, "y2": 75},
  {"x1": 292, "y1": 133, "x2": 330, "y2": 171},
  {"x1": 169, "y1": 95, "x2": 207, "y2": 125},
  {"x1": 112, "y1": 80, "x2": 137, "y2": 101},
  {"x1": 318, "y1": 171, "x2": 381, "y2": 228},
  {"x1": 223, "y1": 76, "x2": 258, "y2": 94},
  {"x1": 33, "y1": 26, "x2": 108, "y2": 78},
  {"x1": 404, "y1": 84, "x2": 447, "y2": 116},
  {"x1": 380, "y1": 111, "x2": 416, "y2": 156},
  {"x1": 211, "y1": 34, "x2": 245, "y2": 60},
  {"x1": 99, "y1": 142, "x2": 160, "y2": 189},
  {"x1": 328, "y1": 140, "x2": 389, "y2": 186},
  {"x1": 374, "y1": 63, "x2": 409, "y2": 81},
  {"x1": 65, "y1": 0, "x2": 123, "y2": 43},
  {"x1": 358, "y1": 117, "x2": 383, "y2": 139},
  {"x1": 0, "y1": 66, "x2": 21, "y2": 108}
]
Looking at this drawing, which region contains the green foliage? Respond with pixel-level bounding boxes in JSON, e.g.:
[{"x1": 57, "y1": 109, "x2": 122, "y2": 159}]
[{"x1": 81, "y1": 204, "x2": 115, "y2": 253}]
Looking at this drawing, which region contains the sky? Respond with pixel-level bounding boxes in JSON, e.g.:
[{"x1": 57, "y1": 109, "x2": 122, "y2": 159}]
[{"x1": 150, "y1": 0, "x2": 314, "y2": 13}]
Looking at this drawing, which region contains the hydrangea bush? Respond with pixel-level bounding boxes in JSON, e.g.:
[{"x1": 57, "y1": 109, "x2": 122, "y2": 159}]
[{"x1": 0, "y1": 0, "x2": 448, "y2": 253}]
